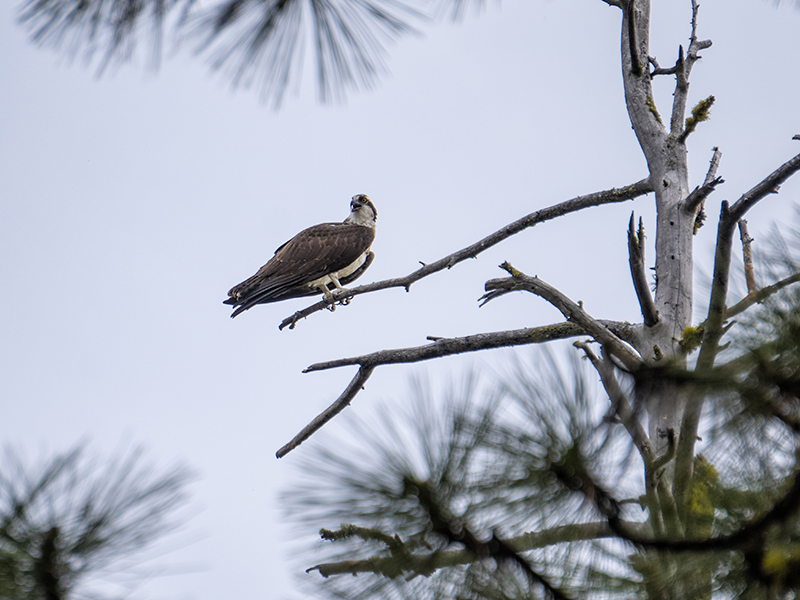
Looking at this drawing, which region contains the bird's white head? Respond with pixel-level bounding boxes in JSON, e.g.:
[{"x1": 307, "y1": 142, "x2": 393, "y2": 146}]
[{"x1": 346, "y1": 194, "x2": 377, "y2": 228}]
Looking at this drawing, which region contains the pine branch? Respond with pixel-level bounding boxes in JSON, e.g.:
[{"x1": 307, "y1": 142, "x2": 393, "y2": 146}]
[
  {"x1": 407, "y1": 479, "x2": 574, "y2": 600},
  {"x1": 307, "y1": 520, "x2": 630, "y2": 578},
  {"x1": 278, "y1": 178, "x2": 653, "y2": 329},
  {"x1": 559, "y1": 447, "x2": 800, "y2": 556}
]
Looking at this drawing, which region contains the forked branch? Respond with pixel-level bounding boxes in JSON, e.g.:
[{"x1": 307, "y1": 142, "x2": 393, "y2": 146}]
[
  {"x1": 481, "y1": 262, "x2": 644, "y2": 372},
  {"x1": 725, "y1": 271, "x2": 800, "y2": 320},
  {"x1": 279, "y1": 321, "x2": 638, "y2": 457},
  {"x1": 676, "y1": 149, "x2": 800, "y2": 511},
  {"x1": 279, "y1": 178, "x2": 653, "y2": 329},
  {"x1": 669, "y1": 0, "x2": 713, "y2": 137},
  {"x1": 698, "y1": 150, "x2": 800, "y2": 369}
]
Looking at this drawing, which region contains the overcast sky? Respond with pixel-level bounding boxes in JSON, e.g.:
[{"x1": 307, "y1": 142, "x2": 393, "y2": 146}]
[{"x1": 2, "y1": 0, "x2": 800, "y2": 598}]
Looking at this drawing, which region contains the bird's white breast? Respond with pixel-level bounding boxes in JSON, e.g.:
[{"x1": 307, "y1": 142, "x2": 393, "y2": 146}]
[{"x1": 307, "y1": 252, "x2": 368, "y2": 290}]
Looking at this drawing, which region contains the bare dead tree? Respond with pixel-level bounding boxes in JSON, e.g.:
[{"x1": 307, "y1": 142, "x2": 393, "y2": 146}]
[{"x1": 269, "y1": 1, "x2": 800, "y2": 598}]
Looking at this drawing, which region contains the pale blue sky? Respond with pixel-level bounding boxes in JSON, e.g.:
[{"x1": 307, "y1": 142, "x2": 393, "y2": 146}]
[{"x1": 2, "y1": 1, "x2": 799, "y2": 598}]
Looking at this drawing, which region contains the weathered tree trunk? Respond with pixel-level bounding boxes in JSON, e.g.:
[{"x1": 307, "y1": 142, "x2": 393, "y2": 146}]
[{"x1": 620, "y1": 0, "x2": 694, "y2": 446}]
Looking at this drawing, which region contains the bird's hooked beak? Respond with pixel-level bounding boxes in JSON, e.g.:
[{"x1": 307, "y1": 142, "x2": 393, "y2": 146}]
[
  {"x1": 350, "y1": 194, "x2": 366, "y2": 211},
  {"x1": 350, "y1": 194, "x2": 376, "y2": 218}
]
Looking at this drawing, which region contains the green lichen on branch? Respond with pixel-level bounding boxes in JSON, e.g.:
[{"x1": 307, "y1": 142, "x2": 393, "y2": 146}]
[
  {"x1": 646, "y1": 95, "x2": 663, "y2": 125},
  {"x1": 693, "y1": 206, "x2": 707, "y2": 234},
  {"x1": 681, "y1": 95, "x2": 715, "y2": 142},
  {"x1": 680, "y1": 324, "x2": 705, "y2": 354},
  {"x1": 500, "y1": 261, "x2": 522, "y2": 277},
  {"x1": 686, "y1": 455, "x2": 719, "y2": 536},
  {"x1": 762, "y1": 544, "x2": 800, "y2": 589}
]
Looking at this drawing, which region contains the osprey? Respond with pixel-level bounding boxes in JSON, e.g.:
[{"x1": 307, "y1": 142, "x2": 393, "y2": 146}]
[{"x1": 224, "y1": 194, "x2": 377, "y2": 318}]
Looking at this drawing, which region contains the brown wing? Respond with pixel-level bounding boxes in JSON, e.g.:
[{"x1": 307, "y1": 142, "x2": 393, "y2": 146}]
[{"x1": 224, "y1": 223, "x2": 375, "y2": 316}]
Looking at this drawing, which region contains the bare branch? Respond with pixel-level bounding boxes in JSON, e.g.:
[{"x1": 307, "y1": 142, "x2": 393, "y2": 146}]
[
  {"x1": 672, "y1": 150, "x2": 800, "y2": 511},
  {"x1": 675, "y1": 45, "x2": 687, "y2": 92},
  {"x1": 285, "y1": 321, "x2": 635, "y2": 456},
  {"x1": 678, "y1": 95, "x2": 715, "y2": 144},
  {"x1": 628, "y1": 213, "x2": 659, "y2": 326},
  {"x1": 575, "y1": 342, "x2": 653, "y2": 464},
  {"x1": 702, "y1": 147, "x2": 723, "y2": 187},
  {"x1": 279, "y1": 178, "x2": 654, "y2": 329},
  {"x1": 669, "y1": 0, "x2": 713, "y2": 137},
  {"x1": 684, "y1": 176, "x2": 723, "y2": 216},
  {"x1": 685, "y1": 147, "x2": 723, "y2": 231},
  {"x1": 276, "y1": 366, "x2": 375, "y2": 458},
  {"x1": 627, "y1": 0, "x2": 642, "y2": 77},
  {"x1": 650, "y1": 427, "x2": 676, "y2": 471},
  {"x1": 729, "y1": 152, "x2": 800, "y2": 222},
  {"x1": 738, "y1": 220, "x2": 757, "y2": 296},
  {"x1": 699, "y1": 150, "x2": 800, "y2": 369},
  {"x1": 305, "y1": 322, "x2": 639, "y2": 374},
  {"x1": 648, "y1": 55, "x2": 677, "y2": 78},
  {"x1": 482, "y1": 262, "x2": 643, "y2": 372},
  {"x1": 725, "y1": 271, "x2": 800, "y2": 320}
]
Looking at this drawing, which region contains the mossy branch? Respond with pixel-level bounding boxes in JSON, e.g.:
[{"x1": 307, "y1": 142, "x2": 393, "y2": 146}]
[{"x1": 679, "y1": 95, "x2": 715, "y2": 143}]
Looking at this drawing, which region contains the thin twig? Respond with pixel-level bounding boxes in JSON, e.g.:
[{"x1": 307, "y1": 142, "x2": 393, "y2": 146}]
[
  {"x1": 650, "y1": 428, "x2": 676, "y2": 471},
  {"x1": 648, "y1": 55, "x2": 677, "y2": 78},
  {"x1": 685, "y1": 147, "x2": 723, "y2": 235},
  {"x1": 278, "y1": 182, "x2": 653, "y2": 329},
  {"x1": 481, "y1": 262, "x2": 643, "y2": 372},
  {"x1": 628, "y1": 213, "x2": 659, "y2": 326},
  {"x1": 276, "y1": 366, "x2": 375, "y2": 458},
  {"x1": 669, "y1": 0, "x2": 713, "y2": 138},
  {"x1": 738, "y1": 220, "x2": 757, "y2": 295},
  {"x1": 702, "y1": 147, "x2": 723, "y2": 187},
  {"x1": 725, "y1": 271, "x2": 800, "y2": 320}
]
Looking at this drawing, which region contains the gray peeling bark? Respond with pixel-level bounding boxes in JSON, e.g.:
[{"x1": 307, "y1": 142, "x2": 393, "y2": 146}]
[{"x1": 621, "y1": 0, "x2": 694, "y2": 453}]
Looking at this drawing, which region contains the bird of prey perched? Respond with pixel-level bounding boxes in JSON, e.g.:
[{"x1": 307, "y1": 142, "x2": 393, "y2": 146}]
[{"x1": 224, "y1": 194, "x2": 377, "y2": 318}]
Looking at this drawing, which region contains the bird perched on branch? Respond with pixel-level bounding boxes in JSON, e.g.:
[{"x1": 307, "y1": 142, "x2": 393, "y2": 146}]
[{"x1": 224, "y1": 194, "x2": 377, "y2": 318}]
